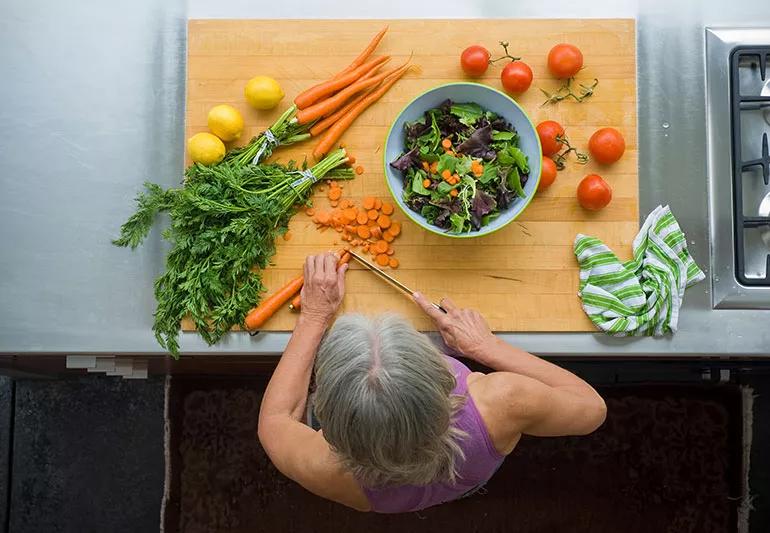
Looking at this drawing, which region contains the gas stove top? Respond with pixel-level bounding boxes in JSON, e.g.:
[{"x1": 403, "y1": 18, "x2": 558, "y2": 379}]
[{"x1": 707, "y1": 28, "x2": 770, "y2": 308}]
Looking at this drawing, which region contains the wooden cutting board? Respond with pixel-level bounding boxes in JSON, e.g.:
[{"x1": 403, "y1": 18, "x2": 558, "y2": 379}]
[{"x1": 184, "y1": 19, "x2": 637, "y2": 332}]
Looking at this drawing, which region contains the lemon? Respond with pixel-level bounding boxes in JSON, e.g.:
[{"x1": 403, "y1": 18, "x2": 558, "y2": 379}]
[
  {"x1": 244, "y1": 76, "x2": 284, "y2": 110},
  {"x1": 207, "y1": 104, "x2": 244, "y2": 142},
  {"x1": 188, "y1": 132, "x2": 225, "y2": 165}
]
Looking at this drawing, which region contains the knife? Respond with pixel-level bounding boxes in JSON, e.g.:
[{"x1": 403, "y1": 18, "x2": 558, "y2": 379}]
[{"x1": 347, "y1": 250, "x2": 447, "y2": 313}]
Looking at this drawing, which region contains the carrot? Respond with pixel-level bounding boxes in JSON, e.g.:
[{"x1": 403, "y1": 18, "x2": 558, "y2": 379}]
[
  {"x1": 328, "y1": 187, "x2": 342, "y2": 201},
  {"x1": 305, "y1": 207, "x2": 315, "y2": 216},
  {"x1": 357, "y1": 225, "x2": 371, "y2": 239},
  {"x1": 367, "y1": 209, "x2": 379, "y2": 220},
  {"x1": 370, "y1": 225, "x2": 382, "y2": 239},
  {"x1": 288, "y1": 251, "x2": 351, "y2": 311},
  {"x1": 422, "y1": 161, "x2": 430, "y2": 171},
  {"x1": 316, "y1": 211, "x2": 331, "y2": 225},
  {"x1": 383, "y1": 231, "x2": 395, "y2": 243},
  {"x1": 283, "y1": 231, "x2": 292, "y2": 241},
  {"x1": 430, "y1": 161, "x2": 438, "y2": 174},
  {"x1": 298, "y1": 60, "x2": 408, "y2": 125},
  {"x1": 344, "y1": 224, "x2": 356, "y2": 234},
  {"x1": 389, "y1": 221, "x2": 401, "y2": 236},
  {"x1": 441, "y1": 138, "x2": 452, "y2": 149},
  {"x1": 450, "y1": 189, "x2": 458, "y2": 197},
  {"x1": 374, "y1": 198, "x2": 383, "y2": 210},
  {"x1": 331, "y1": 26, "x2": 389, "y2": 79},
  {"x1": 356, "y1": 212, "x2": 369, "y2": 225},
  {"x1": 381, "y1": 202, "x2": 394, "y2": 215},
  {"x1": 245, "y1": 276, "x2": 304, "y2": 328},
  {"x1": 347, "y1": 155, "x2": 357, "y2": 164},
  {"x1": 388, "y1": 257, "x2": 399, "y2": 268},
  {"x1": 374, "y1": 240, "x2": 388, "y2": 254},
  {"x1": 377, "y1": 214, "x2": 391, "y2": 229},
  {"x1": 295, "y1": 55, "x2": 390, "y2": 109},
  {"x1": 355, "y1": 165, "x2": 365, "y2": 175},
  {"x1": 441, "y1": 169, "x2": 451, "y2": 180},
  {"x1": 386, "y1": 246, "x2": 395, "y2": 256},
  {"x1": 363, "y1": 197, "x2": 376, "y2": 209},
  {"x1": 341, "y1": 208, "x2": 356, "y2": 223},
  {"x1": 312, "y1": 63, "x2": 412, "y2": 158},
  {"x1": 375, "y1": 253, "x2": 389, "y2": 266},
  {"x1": 309, "y1": 89, "x2": 372, "y2": 137},
  {"x1": 340, "y1": 199, "x2": 351, "y2": 209}
]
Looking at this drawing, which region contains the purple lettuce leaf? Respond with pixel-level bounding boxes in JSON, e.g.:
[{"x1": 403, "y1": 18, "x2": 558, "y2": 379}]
[{"x1": 456, "y1": 125, "x2": 496, "y2": 161}]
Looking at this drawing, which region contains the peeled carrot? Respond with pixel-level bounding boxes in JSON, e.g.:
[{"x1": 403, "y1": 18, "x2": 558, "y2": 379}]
[
  {"x1": 295, "y1": 55, "x2": 390, "y2": 109},
  {"x1": 383, "y1": 231, "x2": 394, "y2": 243},
  {"x1": 357, "y1": 225, "x2": 371, "y2": 239},
  {"x1": 321, "y1": 77, "x2": 404, "y2": 145},
  {"x1": 356, "y1": 212, "x2": 368, "y2": 225},
  {"x1": 381, "y1": 202, "x2": 394, "y2": 215},
  {"x1": 331, "y1": 26, "x2": 389, "y2": 79},
  {"x1": 374, "y1": 240, "x2": 388, "y2": 254},
  {"x1": 298, "y1": 60, "x2": 408, "y2": 125},
  {"x1": 288, "y1": 251, "x2": 351, "y2": 311},
  {"x1": 245, "y1": 276, "x2": 305, "y2": 329},
  {"x1": 310, "y1": 88, "x2": 374, "y2": 137},
  {"x1": 374, "y1": 198, "x2": 383, "y2": 210},
  {"x1": 367, "y1": 209, "x2": 379, "y2": 220},
  {"x1": 389, "y1": 221, "x2": 401, "y2": 236},
  {"x1": 328, "y1": 187, "x2": 342, "y2": 201},
  {"x1": 375, "y1": 254, "x2": 389, "y2": 266},
  {"x1": 388, "y1": 257, "x2": 399, "y2": 268},
  {"x1": 363, "y1": 197, "x2": 375, "y2": 209}
]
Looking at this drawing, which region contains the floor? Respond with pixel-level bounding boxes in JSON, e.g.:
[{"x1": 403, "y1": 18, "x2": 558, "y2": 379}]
[
  {"x1": 0, "y1": 375, "x2": 165, "y2": 533},
  {"x1": 0, "y1": 361, "x2": 769, "y2": 533}
]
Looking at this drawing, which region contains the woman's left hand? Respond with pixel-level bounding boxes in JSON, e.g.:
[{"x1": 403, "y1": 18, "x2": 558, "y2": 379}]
[{"x1": 300, "y1": 252, "x2": 348, "y2": 325}]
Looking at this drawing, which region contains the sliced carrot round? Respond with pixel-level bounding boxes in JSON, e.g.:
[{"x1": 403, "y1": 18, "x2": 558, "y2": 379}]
[
  {"x1": 374, "y1": 198, "x2": 383, "y2": 210},
  {"x1": 328, "y1": 187, "x2": 342, "y2": 201},
  {"x1": 355, "y1": 165, "x2": 365, "y2": 175},
  {"x1": 383, "y1": 231, "x2": 395, "y2": 243},
  {"x1": 386, "y1": 245, "x2": 395, "y2": 256},
  {"x1": 377, "y1": 214, "x2": 391, "y2": 229},
  {"x1": 356, "y1": 225, "x2": 371, "y2": 239},
  {"x1": 367, "y1": 209, "x2": 379, "y2": 220},
  {"x1": 362, "y1": 196, "x2": 376, "y2": 210},
  {"x1": 370, "y1": 226, "x2": 382, "y2": 239},
  {"x1": 388, "y1": 221, "x2": 401, "y2": 236},
  {"x1": 283, "y1": 231, "x2": 292, "y2": 241},
  {"x1": 388, "y1": 257, "x2": 399, "y2": 268},
  {"x1": 343, "y1": 208, "x2": 357, "y2": 223},
  {"x1": 305, "y1": 207, "x2": 315, "y2": 216},
  {"x1": 374, "y1": 240, "x2": 388, "y2": 254},
  {"x1": 356, "y1": 212, "x2": 368, "y2": 225},
  {"x1": 381, "y1": 202, "x2": 394, "y2": 215},
  {"x1": 441, "y1": 138, "x2": 452, "y2": 149},
  {"x1": 375, "y1": 253, "x2": 389, "y2": 266}
]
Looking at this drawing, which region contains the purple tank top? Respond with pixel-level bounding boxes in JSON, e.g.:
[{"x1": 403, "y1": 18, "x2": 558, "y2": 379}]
[{"x1": 361, "y1": 355, "x2": 505, "y2": 513}]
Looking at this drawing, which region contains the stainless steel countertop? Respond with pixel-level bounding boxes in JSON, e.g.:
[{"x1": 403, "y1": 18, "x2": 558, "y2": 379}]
[{"x1": 2, "y1": 0, "x2": 770, "y2": 356}]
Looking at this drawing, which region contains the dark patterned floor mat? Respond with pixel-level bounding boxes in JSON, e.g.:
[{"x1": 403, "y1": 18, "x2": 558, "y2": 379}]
[{"x1": 164, "y1": 377, "x2": 743, "y2": 533}]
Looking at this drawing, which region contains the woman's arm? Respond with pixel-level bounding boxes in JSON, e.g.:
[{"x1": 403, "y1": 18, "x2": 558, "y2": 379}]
[
  {"x1": 413, "y1": 293, "x2": 607, "y2": 446},
  {"x1": 257, "y1": 253, "x2": 369, "y2": 511}
]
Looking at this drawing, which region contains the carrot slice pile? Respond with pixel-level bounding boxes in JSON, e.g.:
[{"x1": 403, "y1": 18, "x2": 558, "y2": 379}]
[{"x1": 310, "y1": 184, "x2": 404, "y2": 271}]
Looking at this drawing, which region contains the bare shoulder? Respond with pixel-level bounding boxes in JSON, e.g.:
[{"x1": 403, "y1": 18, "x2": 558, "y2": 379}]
[{"x1": 466, "y1": 372, "x2": 544, "y2": 455}]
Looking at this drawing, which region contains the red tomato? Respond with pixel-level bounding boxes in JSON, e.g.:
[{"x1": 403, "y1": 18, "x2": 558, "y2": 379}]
[
  {"x1": 501, "y1": 61, "x2": 533, "y2": 94},
  {"x1": 588, "y1": 127, "x2": 626, "y2": 164},
  {"x1": 577, "y1": 174, "x2": 612, "y2": 211},
  {"x1": 547, "y1": 44, "x2": 584, "y2": 79},
  {"x1": 460, "y1": 45, "x2": 490, "y2": 77},
  {"x1": 536, "y1": 120, "x2": 565, "y2": 156},
  {"x1": 539, "y1": 157, "x2": 558, "y2": 190}
]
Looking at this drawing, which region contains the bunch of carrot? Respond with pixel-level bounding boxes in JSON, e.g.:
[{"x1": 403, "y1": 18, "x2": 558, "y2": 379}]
[
  {"x1": 308, "y1": 181, "x2": 402, "y2": 270},
  {"x1": 292, "y1": 26, "x2": 413, "y2": 159}
]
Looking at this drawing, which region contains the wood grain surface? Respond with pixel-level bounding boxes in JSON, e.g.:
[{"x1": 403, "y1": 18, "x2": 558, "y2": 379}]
[{"x1": 183, "y1": 19, "x2": 638, "y2": 332}]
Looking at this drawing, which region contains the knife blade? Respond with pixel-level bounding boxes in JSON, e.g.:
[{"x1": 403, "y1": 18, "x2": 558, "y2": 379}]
[{"x1": 347, "y1": 250, "x2": 447, "y2": 313}]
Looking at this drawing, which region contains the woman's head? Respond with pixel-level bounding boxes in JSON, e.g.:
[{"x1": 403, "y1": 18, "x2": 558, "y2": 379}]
[{"x1": 314, "y1": 314, "x2": 465, "y2": 488}]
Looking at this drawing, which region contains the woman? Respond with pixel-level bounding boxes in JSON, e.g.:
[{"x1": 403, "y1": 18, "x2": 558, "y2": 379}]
[{"x1": 258, "y1": 252, "x2": 607, "y2": 513}]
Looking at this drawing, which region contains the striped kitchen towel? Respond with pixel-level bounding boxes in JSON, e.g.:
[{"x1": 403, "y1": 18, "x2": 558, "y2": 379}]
[{"x1": 574, "y1": 205, "x2": 705, "y2": 336}]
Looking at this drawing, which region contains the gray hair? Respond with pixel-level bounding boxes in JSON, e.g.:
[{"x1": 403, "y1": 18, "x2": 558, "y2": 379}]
[{"x1": 313, "y1": 314, "x2": 466, "y2": 488}]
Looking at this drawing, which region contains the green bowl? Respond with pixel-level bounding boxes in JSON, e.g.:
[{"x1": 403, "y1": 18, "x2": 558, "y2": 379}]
[{"x1": 383, "y1": 82, "x2": 542, "y2": 238}]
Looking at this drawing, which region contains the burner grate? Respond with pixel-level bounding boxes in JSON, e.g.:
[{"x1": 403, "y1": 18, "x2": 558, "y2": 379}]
[{"x1": 730, "y1": 47, "x2": 770, "y2": 286}]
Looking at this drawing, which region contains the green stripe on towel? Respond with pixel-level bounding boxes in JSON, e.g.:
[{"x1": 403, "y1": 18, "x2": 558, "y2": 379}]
[{"x1": 574, "y1": 205, "x2": 705, "y2": 336}]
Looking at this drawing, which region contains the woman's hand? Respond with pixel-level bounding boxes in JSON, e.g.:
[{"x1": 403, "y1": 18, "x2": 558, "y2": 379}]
[
  {"x1": 412, "y1": 293, "x2": 496, "y2": 362},
  {"x1": 300, "y1": 252, "x2": 348, "y2": 325}
]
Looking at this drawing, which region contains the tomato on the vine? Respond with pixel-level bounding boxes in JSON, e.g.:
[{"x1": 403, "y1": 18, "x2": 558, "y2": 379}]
[
  {"x1": 539, "y1": 157, "x2": 558, "y2": 190},
  {"x1": 588, "y1": 127, "x2": 625, "y2": 164},
  {"x1": 501, "y1": 61, "x2": 533, "y2": 94},
  {"x1": 536, "y1": 120, "x2": 565, "y2": 156},
  {"x1": 460, "y1": 45, "x2": 491, "y2": 77},
  {"x1": 577, "y1": 174, "x2": 612, "y2": 211},
  {"x1": 547, "y1": 43, "x2": 583, "y2": 79}
]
